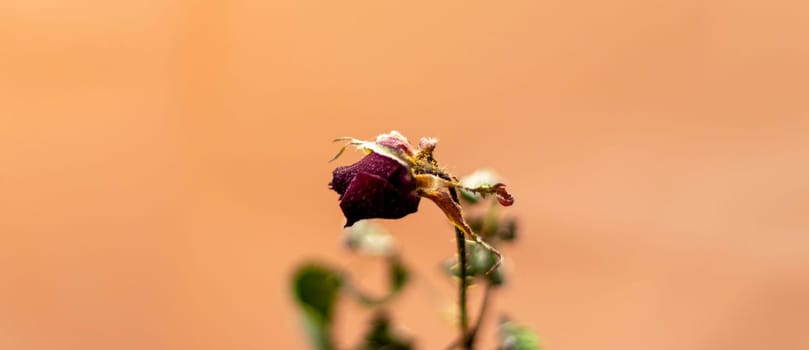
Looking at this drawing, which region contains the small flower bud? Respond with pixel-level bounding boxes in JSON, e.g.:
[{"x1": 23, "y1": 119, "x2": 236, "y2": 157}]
[{"x1": 330, "y1": 152, "x2": 420, "y2": 227}]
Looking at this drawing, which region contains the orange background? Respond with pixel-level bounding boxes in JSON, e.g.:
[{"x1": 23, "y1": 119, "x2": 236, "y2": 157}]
[{"x1": 2, "y1": 0, "x2": 808, "y2": 349}]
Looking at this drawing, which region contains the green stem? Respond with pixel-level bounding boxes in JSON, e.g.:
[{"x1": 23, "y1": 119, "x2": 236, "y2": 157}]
[
  {"x1": 455, "y1": 226, "x2": 469, "y2": 345},
  {"x1": 448, "y1": 187, "x2": 470, "y2": 349},
  {"x1": 465, "y1": 282, "x2": 493, "y2": 348}
]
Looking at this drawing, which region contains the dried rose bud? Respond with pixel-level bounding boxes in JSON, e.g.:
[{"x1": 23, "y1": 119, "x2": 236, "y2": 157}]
[
  {"x1": 330, "y1": 152, "x2": 420, "y2": 227},
  {"x1": 329, "y1": 130, "x2": 515, "y2": 273}
]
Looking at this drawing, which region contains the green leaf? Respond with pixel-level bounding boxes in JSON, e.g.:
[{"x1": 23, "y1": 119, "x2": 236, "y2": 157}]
[
  {"x1": 498, "y1": 317, "x2": 541, "y2": 350},
  {"x1": 486, "y1": 266, "x2": 506, "y2": 286},
  {"x1": 459, "y1": 188, "x2": 483, "y2": 204},
  {"x1": 442, "y1": 242, "x2": 506, "y2": 285},
  {"x1": 441, "y1": 256, "x2": 476, "y2": 285},
  {"x1": 292, "y1": 263, "x2": 343, "y2": 350},
  {"x1": 469, "y1": 243, "x2": 498, "y2": 276},
  {"x1": 356, "y1": 312, "x2": 413, "y2": 350}
]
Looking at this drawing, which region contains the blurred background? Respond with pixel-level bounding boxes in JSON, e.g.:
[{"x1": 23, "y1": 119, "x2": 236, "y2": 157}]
[{"x1": 2, "y1": 0, "x2": 808, "y2": 349}]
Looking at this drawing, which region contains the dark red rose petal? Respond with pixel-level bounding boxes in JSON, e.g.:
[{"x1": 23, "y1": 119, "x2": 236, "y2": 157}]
[
  {"x1": 330, "y1": 152, "x2": 420, "y2": 227},
  {"x1": 330, "y1": 153, "x2": 402, "y2": 196},
  {"x1": 376, "y1": 134, "x2": 413, "y2": 158},
  {"x1": 339, "y1": 172, "x2": 420, "y2": 227}
]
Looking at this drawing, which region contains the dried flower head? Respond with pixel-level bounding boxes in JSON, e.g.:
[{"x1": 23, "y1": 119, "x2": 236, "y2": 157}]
[{"x1": 329, "y1": 131, "x2": 514, "y2": 272}]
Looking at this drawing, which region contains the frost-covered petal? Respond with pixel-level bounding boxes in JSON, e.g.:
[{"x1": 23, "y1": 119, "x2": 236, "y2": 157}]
[{"x1": 375, "y1": 130, "x2": 414, "y2": 158}]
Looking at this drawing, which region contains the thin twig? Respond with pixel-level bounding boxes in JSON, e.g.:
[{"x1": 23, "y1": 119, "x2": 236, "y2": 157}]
[
  {"x1": 448, "y1": 187, "x2": 470, "y2": 349},
  {"x1": 463, "y1": 200, "x2": 500, "y2": 348},
  {"x1": 465, "y1": 282, "x2": 493, "y2": 348},
  {"x1": 455, "y1": 226, "x2": 469, "y2": 342},
  {"x1": 448, "y1": 196, "x2": 501, "y2": 350}
]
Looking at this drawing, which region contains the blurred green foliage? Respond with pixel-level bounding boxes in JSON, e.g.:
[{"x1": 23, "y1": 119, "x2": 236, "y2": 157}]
[
  {"x1": 356, "y1": 313, "x2": 413, "y2": 350},
  {"x1": 292, "y1": 171, "x2": 538, "y2": 349},
  {"x1": 292, "y1": 263, "x2": 343, "y2": 350},
  {"x1": 498, "y1": 318, "x2": 541, "y2": 350}
]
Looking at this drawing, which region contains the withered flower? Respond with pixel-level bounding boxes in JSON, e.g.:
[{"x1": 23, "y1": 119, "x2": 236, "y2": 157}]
[
  {"x1": 329, "y1": 131, "x2": 514, "y2": 272},
  {"x1": 330, "y1": 152, "x2": 420, "y2": 227}
]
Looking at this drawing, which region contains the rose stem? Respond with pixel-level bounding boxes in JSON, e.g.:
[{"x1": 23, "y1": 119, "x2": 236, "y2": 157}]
[
  {"x1": 455, "y1": 226, "x2": 469, "y2": 343},
  {"x1": 448, "y1": 188, "x2": 470, "y2": 349},
  {"x1": 464, "y1": 282, "x2": 493, "y2": 348}
]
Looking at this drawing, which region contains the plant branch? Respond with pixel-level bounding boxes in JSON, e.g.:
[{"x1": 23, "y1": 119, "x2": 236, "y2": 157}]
[
  {"x1": 448, "y1": 187, "x2": 470, "y2": 349},
  {"x1": 455, "y1": 226, "x2": 469, "y2": 342},
  {"x1": 461, "y1": 199, "x2": 498, "y2": 347},
  {"x1": 465, "y1": 282, "x2": 493, "y2": 348}
]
